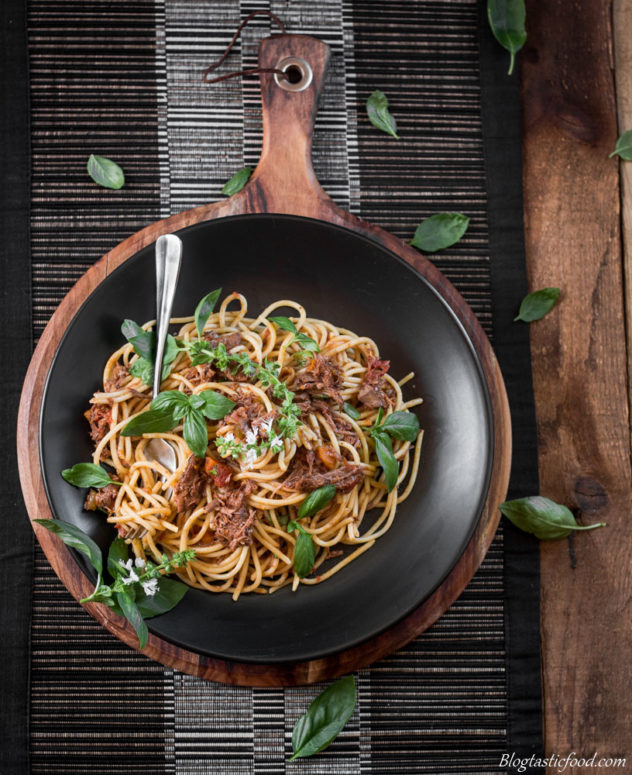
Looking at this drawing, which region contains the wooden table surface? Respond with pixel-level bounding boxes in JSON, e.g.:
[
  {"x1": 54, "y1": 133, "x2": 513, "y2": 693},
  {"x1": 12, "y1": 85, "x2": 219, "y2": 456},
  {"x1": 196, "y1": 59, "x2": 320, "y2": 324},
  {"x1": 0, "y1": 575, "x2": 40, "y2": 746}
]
[{"x1": 521, "y1": 0, "x2": 631, "y2": 766}]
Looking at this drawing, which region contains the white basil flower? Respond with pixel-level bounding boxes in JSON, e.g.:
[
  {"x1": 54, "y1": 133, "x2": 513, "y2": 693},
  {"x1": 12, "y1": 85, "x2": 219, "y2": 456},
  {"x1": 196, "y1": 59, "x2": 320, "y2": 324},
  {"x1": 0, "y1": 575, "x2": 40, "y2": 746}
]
[{"x1": 141, "y1": 578, "x2": 159, "y2": 597}]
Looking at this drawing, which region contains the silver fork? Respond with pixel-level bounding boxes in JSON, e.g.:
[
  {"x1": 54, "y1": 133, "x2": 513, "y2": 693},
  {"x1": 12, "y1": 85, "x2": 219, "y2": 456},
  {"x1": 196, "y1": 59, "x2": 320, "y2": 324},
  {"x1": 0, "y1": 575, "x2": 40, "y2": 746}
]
[{"x1": 124, "y1": 235, "x2": 182, "y2": 541}]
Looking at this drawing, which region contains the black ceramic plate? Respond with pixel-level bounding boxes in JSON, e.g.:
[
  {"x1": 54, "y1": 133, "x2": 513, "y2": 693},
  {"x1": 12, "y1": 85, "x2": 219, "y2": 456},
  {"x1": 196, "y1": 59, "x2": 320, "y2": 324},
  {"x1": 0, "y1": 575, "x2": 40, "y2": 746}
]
[{"x1": 40, "y1": 214, "x2": 493, "y2": 663}]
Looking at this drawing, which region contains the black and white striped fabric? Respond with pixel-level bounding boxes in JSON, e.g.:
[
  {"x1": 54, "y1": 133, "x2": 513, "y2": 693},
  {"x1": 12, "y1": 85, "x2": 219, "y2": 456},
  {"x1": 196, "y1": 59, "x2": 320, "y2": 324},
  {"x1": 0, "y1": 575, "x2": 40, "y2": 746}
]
[{"x1": 26, "y1": 1, "x2": 526, "y2": 772}]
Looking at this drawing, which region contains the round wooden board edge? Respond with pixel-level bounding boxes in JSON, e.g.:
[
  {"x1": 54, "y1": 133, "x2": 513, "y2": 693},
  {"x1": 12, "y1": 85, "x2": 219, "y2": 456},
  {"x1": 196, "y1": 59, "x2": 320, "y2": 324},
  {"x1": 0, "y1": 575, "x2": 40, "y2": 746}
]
[{"x1": 17, "y1": 192, "x2": 511, "y2": 686}]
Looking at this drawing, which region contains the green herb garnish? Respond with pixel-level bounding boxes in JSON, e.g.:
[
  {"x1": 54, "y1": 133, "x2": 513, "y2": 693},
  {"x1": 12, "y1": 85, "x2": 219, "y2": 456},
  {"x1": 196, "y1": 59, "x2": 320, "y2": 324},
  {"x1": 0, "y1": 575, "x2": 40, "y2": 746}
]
[
  {"x1": 342, "y1": 401, "x2": 361, "y2": 420},
  {"x1": 298, "y1": 485, "x2": 337, "y2": 518},
  {"x1": 268, "y1": 316, "x2": 320, "y2": 352},
  {"x1": 290, "y1": 675, "x2": 357, "y2": 760},
  {"x1": 410, "y1": 213, "x2": 470, "y2": 253},
  {"x1": 514, "y1": 287, "x2": 560, "y2": 322},
  {"x1": 35, "y1": 520, "x2": 196, "y2": 648},
  {"x1": 487, "y1": 0, "x2": 527, "y2": 76},
  {"x1": 62, "y1": 462, "x2": 121, "y2": 489},
  {"x1": 87, "y1": 154, "x2": 125, "y2": 190},
  {"x1": 122, "y1": 389, "x2": 235, "y2": 458},
  {"x1": 221, "y1": 166, "x2": 252, "y2": 196},
  {"x1": 366, "y1": 90, "x2": 399, "y2": 139},
  {"x1": 370, "y1": 410, "x2": 420, "y2": 492},
  {"x1": 610, "y1": 130, "x2": 632, "y2": 161},
  {"x1": 121, "y1": 319, "x2": 180, "y2": 386},
  {"x1": 194, "y1": 288, "x2": 222, "y2": 338},
  {"x1": 499, "y1": 496, "x2": 606, "y2": 540},
  {"x1": 287, "y1": 520, "x2": 315, "y2": 578}
]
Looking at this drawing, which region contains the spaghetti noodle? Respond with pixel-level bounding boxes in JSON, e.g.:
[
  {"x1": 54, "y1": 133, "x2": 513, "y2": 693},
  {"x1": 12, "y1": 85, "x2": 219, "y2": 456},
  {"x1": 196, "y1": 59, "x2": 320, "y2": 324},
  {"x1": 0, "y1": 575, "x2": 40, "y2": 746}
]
[{"x1": 83, "y1": 292, "x2": 423, "y2": 599}]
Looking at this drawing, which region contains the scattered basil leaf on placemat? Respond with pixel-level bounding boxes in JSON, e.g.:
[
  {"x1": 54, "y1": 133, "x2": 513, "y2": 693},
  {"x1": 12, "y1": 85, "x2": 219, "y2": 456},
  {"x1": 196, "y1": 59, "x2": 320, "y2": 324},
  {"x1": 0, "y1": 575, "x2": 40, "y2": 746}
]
[
  {"x1": 499, "y1": 496, "x2": 606, "y2": 540},
  {"x1": 514, "y1": 287, "x2": 560, "y2": 322},
  {"x1": 61, "y1": 462, "x2": 119, "y2": 489},
  {"x1": 221, "y1": 166, "x2": 252, "y2": 195},
  {"x1": 34, "y1": 518, "x2": 103, "y2": 574},
  {"x1": 290, "y1": 675, "x2": 357, "y2": 760},
  {"x1": 298, "y1": 485, "x2": 337, "y2": 518},
  {"x1": 609, "y1": 130, "x2": 632, "y2": 160},
  {"x1": 487, "y1": 0, "x2": 527, "y2": 76},
  {"x1": 411, "y1": 212, "x2": 469, "y2": 253},
  {"x1": 87, "y1": 154, "x2": 125, "y2": 190},
  {"x1": 366, "y1": 90, "x2": 399, "y2": 139}
]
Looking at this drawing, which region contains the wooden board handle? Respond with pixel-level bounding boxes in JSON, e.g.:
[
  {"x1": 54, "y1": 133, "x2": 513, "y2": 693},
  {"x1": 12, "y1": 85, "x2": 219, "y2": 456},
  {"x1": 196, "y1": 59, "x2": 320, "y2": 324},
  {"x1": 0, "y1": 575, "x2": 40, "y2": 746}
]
[{"x1": 247, "y1": 34, "x2": 334, "y2": 215}]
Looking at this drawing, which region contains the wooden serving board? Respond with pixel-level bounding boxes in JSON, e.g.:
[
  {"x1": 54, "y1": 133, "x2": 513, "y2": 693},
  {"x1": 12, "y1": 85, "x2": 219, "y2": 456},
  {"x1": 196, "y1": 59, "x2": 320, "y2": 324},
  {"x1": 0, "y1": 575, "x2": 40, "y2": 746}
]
[{"x1": 17, "y1": 33, "x2": 511, "y2": 686}]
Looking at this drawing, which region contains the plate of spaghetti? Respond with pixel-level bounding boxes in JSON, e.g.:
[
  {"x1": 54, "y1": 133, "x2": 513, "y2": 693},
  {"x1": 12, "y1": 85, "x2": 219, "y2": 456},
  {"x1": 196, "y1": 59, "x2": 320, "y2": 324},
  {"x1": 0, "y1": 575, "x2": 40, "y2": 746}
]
[{"x1": 39, "y1": 214, "x2": 494, "y2": 662}]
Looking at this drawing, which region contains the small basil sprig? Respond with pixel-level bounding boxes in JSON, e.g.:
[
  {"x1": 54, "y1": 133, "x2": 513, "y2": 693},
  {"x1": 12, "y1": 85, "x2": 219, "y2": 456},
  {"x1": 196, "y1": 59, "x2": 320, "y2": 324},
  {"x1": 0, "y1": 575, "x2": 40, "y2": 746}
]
[
  {"x1": 122, "y1": 389, "x2": 235, "y2": 458},
  {"x1": 87, "y1": 154, "x2": 125, "y2": 190},
  {"x1": 487, "y1": 0, "x2": 527, "y2": 76},
  {"x1": 194, "y1": 288, "x2": 222, "y2": 338},
  {"x1": 514, "y1": 287, "x2": 560, "y2": 322},
  {"x1": 610, "y1": 130, "x2": 632, "y2": 161},
  {"x1": 411, "y1": 212, "x2": 470, "y2": 253},
  {"x1": 366, "y1": 90, "x2": 399, "y2": 139},
  {"x1": 221, "y1": 166, "x2": 252, "y2": 195},
  {"x1": 290, "y1": 675, "x2": 357, "y2": 760},
  {"x1": 499, "y1": 496, "x2": 606, "y2": 540},
  {"x1": 370, "y1": 409, "x2": 420, "y2": 492},
  {"x1": 35, "y1": 519, "x2": 195, "y2": 649},
  {"x1": 298, "y1": 484, "x2": 337, "y2": 518},
  {"x1": 268, "y1": 316, "x2": 320, "y2": 353},
  {"x1": 343, "y1": 402, "x2": 361, "y2": 420},
  {"x1": 62, "y1": 462, "x2": 121, "y2": 489},
  {"x1": 287, "y1": 521, "x2": 315, "y2": 578},
  {"x1": 121, "y1": 319, "x2": 180, "y2": 386}
]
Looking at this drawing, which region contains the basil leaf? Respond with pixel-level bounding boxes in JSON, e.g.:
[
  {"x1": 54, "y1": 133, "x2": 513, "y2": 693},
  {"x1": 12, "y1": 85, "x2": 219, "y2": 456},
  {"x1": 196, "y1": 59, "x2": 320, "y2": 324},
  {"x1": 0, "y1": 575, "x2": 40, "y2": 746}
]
[
  {"x1": 514, "y1": 287, "x2": 560, "y2": 322},
  {"x1": 487, "y1": 0, "x2": 527, "y2": 76},
  {"x1": 294, "y1": 332, "x2": 320, "y2": 353},
  {"x1": 221, "y1": 166, "x2": 252, "y2": 196},
  {"x1": 366, "y1": 90, "x2": 399, "y2": 139},
  {"x1": 290, "y1": 675, "x2": 357, "y2": 760},
  {"x1": 135, "y1": 576, "x2": 189, "y2": 619},
  {"x1": 499, "y1": 496, "x2": 606, "y2": 540},
  {"x1": 121, "y1": 319, "x2": 154, "y2": 362},
  {"x1": 61, "y1": 462, "x2": 117, "y2": 489},
  {"x1": 35, "y1": 518, "x2": 103, "y2": 575},
  {"x1": 410, "y1": 212, "x2": 470, "y2": 253},
  {"x1": 197, "y1": 389, "x2": 236, "y2": 420},
  {"x1": 194, "y1": 289, "x2": 222, "y2": 338},
  {"x1": 87, "y1": 154, "x2": 125, "y2": 190},
  {"x1": 298, "y1": 485, "x2": 337, "y2": 518},
  {"x1": 121, "y1": 408, "x2": 178, "y2": 437},
  {"x1": 293, "y1": 530, "x2": 315, "y2": 578},
  {"x1": 343, "y1": 402, "x2": 361, "y2": 420},
  {"x1": 269, "y1": 316, "x2": 299, "y2": 335},
  {"x1": 380, "y1": 411, "x2": 419, "y2": 442},
  {"x1": 183, "y1": 408, "x2": 208, "y2": 458},
  {"x1": 129, "y1": 357, "x2": 153, "y2": 385},
  {"x1": 373, "y1": 432, "x2": 399, "y2": 492},
  {"x1": 107, "y1": 537, "x2": 129, "y2": 578},
  {"x1": 610, "y1": 130, "x2": 632, "y2": 161},
  {"x1": 116, "y1": 591, "x2": 148, "y2": 649},
  {"x1": 150, "y1": 390, "x2": 190, "y2": 419}
]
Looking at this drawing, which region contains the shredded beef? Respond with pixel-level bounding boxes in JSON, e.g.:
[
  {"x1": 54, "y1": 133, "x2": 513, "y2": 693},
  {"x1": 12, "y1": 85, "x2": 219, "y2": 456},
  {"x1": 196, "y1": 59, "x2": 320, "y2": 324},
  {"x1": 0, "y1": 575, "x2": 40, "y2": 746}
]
[
  {"x1": 222, "y1": 389, "x2": 267, "y2": 435},
  {"x1": 211, "y1": 479, "x2": 258, "y2": 550},
  {"x1": 203, "y1": 331, "x2": 243, "y2": 351},
  {"x1": 104, "y1": 363, "x2": 130, "y2": 393},
  {"x1": 283, "y1": 447, "x2": 364, "y2": 494},
  {"x1": 182, "y1": 363, "x2": 216, "y2": 387},
  {"x1": 357, "y1": 356, "x2": 392, "y2": 409},
  {"x1": 84, "y1": 403, "x2": 112, "y2": 444},
  {"x1": 84, "y1": 479, "x2": 119, "y2": 513},
  {"x1": 174, "y1": 455, "x2": 210, "y2": 513},
  {"x1": 292, "y1": 355, "x2": 343, "y2": 405},
  {"x1": 312, "y1": 399, "x2": 360, "y2": 448}
]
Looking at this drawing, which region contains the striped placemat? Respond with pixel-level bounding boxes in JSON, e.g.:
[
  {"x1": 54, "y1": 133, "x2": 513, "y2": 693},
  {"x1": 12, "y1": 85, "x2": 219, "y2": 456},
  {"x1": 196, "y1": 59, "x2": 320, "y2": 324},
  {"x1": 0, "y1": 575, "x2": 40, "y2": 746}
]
[{"x1": 18, "y1": 0, "x2": 541, "y2": 772}]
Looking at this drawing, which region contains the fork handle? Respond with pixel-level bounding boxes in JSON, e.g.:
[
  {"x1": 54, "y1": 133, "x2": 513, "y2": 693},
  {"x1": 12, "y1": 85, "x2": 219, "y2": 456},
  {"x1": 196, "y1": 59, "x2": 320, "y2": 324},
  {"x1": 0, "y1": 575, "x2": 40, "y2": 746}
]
[{"x1": 154, "y1": 234, "x2": 182, "y2": 398}]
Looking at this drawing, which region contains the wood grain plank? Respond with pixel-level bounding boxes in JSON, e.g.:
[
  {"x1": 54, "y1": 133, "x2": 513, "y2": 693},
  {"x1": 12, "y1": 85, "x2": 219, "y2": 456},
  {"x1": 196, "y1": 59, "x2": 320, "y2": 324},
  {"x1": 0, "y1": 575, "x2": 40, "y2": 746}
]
[{"x1": 521, "y1": 0, "x2": 632, "y2": 765}]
